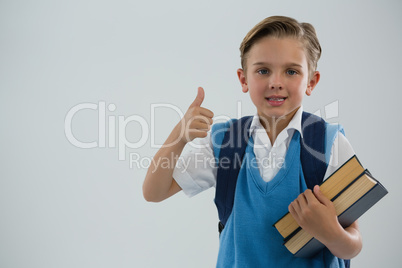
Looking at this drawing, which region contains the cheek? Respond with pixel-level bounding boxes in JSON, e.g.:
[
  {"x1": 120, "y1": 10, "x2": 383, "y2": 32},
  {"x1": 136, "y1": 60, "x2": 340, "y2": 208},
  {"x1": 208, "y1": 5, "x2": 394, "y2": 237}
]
[
  {"x1": 289, "y1": 78, "x2": 308, "y2": 94},
  {"x1": 248, "y1": 82, "x2": 266, "y2": 100},
  {"x1": 248, "y1": 78, "x2": 265, "y2": 92},
  {"x1": 248, "y1": 86, "x2": 266, "y2": 107}
]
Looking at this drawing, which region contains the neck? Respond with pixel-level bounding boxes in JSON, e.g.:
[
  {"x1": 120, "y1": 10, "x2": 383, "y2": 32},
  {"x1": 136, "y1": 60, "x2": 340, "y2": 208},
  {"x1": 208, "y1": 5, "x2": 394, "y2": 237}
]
[{"x1": 259, "y1": 107, "x2": 300, "y2": 145}]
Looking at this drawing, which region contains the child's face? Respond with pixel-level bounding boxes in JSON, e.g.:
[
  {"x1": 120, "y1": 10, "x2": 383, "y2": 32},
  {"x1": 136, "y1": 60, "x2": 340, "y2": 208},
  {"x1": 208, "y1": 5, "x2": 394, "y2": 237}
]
[{"x1": 238, "y1": 37, "x2": 319, "y2": 122}]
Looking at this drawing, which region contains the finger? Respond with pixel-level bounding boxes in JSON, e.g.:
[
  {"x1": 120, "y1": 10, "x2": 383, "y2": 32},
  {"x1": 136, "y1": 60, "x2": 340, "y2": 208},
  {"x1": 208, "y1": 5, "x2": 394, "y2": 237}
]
[
  {"x1": 189, "y1": 87, "x2": 205, "y2": 108},
  {"x1": 290, "y1": 197, "x2": 302, "y2": 211},
  {"x1": 191, "y1": 121, "x2": 211, "y2": 131},
  {"x1": 288, "y1": 202, "x2": 296, "y2": 216},
  {"x1": 188, "y1": 129, "x2": 209, "y2": 139},
  {"x1": 193, "y1": 114, "x2": 213, "y2": 125},
  {"x1": 313, "y1": 185, "x2": 331, "y2": 205},
  {"x1": 198, "y1": 107, "x2": 214, "y2": 118},
  {"x1": 289, "y1": 201, "x2": 300, "y2": 219},
  {"x1": 303, "y1": 189, "x2": 316, "y2": 204},
  {"x1": 297, "y1": 193, "x2": 308, "y2": 208}
]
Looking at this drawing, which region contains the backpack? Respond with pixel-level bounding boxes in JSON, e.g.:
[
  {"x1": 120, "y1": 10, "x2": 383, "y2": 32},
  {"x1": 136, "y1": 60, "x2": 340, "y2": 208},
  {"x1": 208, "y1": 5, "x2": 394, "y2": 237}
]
[{"x1": 211, "y1": 111, "x2": 350, "y2": 268}]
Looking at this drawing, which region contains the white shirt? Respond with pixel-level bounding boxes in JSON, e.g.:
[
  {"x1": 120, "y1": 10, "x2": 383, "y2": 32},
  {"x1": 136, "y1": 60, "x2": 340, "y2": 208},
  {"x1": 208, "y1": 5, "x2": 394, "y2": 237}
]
[{"x1": 173, "y1": 107, "x2": 355, "y2": 197}]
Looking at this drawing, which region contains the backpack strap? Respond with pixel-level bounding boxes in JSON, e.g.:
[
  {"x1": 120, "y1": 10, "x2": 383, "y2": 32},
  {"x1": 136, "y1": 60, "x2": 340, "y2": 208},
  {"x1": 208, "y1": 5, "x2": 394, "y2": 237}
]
[
  {"x1": 211, "y1": 116, "x2": 253, "y2": 233},
  {"x1": 300, "y1": 112, "x2": 327, "y2": 189},
  {"x1": 300, "y1": 111, "x2": 345, "y2": 189}
]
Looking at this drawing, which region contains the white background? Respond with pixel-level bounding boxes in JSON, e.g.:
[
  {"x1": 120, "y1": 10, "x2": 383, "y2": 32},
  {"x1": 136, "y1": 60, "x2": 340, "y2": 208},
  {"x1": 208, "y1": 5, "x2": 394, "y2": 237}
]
[{"x1": 1, "y1": 0, "x2": 401, "y2": 267}]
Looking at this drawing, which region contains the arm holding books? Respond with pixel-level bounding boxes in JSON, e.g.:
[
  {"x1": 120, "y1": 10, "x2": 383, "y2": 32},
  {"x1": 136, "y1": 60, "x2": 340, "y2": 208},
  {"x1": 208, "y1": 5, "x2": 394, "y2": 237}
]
[{"x1": 288, "y1": 185, "x2": 363, "y2": 259}]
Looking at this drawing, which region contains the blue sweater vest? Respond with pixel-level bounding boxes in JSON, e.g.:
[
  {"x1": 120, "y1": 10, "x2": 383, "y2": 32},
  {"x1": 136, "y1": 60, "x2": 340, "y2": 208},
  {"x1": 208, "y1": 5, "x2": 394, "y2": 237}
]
[{"x1": 215, "y1": 132, "x2": 345, "y2": 268}]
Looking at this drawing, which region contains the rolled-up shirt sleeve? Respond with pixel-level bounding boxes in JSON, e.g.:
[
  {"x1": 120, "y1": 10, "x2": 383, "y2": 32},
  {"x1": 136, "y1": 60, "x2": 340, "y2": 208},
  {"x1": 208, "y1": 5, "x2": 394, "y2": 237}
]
[{"x1": 173, "y1": 133, "x2": 217, "y2": 197}]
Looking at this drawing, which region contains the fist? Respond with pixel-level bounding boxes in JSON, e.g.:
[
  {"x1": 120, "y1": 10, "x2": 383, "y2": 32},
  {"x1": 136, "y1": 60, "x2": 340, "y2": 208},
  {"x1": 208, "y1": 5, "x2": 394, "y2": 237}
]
[{"x1": 288, "y1": 185, "x2": 341, "y2": 242}]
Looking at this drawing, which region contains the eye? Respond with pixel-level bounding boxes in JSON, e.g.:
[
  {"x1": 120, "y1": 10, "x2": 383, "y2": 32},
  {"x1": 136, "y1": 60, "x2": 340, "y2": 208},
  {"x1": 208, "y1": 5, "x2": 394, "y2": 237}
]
[
  {"x1": 257, "y1": 69, "x2": 269, "y2": 75},
  {"x1": 287, "y1": 69, "x2": 298, "y2": 75}
]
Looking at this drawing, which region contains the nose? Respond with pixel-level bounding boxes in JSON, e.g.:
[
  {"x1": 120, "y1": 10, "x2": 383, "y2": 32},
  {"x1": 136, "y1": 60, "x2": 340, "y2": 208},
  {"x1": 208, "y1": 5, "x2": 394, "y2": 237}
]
[
  {"x1": 269, "y1": 74, "x2": 283, "y2": 90},
  {"x1": 270, "y1": 83, "x2": 283, "y2": 90}
]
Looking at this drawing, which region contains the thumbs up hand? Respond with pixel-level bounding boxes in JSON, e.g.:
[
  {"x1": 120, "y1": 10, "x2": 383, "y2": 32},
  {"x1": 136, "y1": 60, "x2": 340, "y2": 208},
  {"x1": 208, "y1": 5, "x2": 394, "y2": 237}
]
[{"x1": 178, "y1": 87, "x2": 214, "y2": 144}]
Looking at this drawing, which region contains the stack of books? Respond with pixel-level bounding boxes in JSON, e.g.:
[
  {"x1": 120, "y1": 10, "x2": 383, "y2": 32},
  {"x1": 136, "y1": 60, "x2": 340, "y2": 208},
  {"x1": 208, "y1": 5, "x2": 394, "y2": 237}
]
[{"x1": 274, "y1": 155, "x2": 388, "y2": 257}]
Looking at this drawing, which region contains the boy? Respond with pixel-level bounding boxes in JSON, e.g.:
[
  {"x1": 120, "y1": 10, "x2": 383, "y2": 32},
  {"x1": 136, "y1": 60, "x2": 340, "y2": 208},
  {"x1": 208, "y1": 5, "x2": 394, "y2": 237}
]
[{"x1": 143, "y1": 16, "x2": 362, "y2": 267}]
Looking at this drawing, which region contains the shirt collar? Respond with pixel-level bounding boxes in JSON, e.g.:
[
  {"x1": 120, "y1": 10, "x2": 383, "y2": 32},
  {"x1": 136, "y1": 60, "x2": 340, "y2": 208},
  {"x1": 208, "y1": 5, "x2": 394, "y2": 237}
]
[{"x1": 248, "y1": 106, "x2": 304, "y2": 138}]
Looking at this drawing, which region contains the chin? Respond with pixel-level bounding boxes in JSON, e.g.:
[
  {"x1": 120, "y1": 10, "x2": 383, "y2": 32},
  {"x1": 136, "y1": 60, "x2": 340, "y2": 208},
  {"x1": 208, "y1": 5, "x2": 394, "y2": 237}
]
[{"x1": 260, "y1": 112, "x2": 287, "y2": 119}]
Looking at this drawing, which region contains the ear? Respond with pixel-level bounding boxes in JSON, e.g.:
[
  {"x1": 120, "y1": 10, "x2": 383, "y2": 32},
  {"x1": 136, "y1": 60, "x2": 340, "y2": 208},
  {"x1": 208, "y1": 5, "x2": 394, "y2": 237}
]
[
  {"x1": 306, "y1": 71, "x2": 320, "y2": 96},
  {"x1": 237, "y1": 68, "x2": 248, "y2": 93}
]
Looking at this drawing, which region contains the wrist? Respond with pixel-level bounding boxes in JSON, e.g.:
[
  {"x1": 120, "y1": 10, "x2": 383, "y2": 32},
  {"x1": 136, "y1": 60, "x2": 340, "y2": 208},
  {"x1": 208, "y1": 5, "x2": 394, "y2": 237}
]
[
  {"x1": 319, "y1": 221, "x2": 344, "y2": 246},
  {"x1": 319, "y1": 221, "x2": 357, "y2": 259},
  {"x1": 169, "y1": 121, "x2": 188, "y2": 147}
]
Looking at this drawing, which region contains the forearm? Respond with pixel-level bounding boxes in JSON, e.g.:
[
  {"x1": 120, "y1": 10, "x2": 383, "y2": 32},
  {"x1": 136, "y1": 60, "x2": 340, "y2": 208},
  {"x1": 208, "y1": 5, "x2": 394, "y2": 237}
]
[
  {"x1": 142, "y1": 123, "x2": 186, "y2": 202},
  {"x1": 320, "y1": 221, "x2": 362, "y2": 259}
]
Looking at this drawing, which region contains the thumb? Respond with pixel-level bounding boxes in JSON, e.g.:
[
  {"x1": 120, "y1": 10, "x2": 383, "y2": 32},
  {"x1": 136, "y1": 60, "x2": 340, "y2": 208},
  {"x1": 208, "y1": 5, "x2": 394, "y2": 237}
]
[
  {"x1": 189, "y1": 87, "x2": 204, "y2": 108},
  {"x1": 313, "y1": 185, "x2": 331, "y2": 205}
]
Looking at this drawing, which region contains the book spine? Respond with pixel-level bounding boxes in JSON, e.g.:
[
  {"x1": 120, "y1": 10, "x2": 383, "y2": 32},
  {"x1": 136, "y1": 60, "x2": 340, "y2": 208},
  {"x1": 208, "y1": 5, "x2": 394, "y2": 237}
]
[
  {"x1": 337, "y1": 182, "x2": 388, "y2": 227},
  {"x1": 294, "y1": 238, "x2": 325, "y2": 258}
]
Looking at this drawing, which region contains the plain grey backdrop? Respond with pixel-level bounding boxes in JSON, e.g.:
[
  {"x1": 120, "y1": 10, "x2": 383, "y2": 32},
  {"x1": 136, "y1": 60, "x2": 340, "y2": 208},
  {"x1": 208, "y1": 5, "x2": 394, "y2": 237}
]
[{"x1": 1, "y1": 0, "x2": 401, "y2": 267}]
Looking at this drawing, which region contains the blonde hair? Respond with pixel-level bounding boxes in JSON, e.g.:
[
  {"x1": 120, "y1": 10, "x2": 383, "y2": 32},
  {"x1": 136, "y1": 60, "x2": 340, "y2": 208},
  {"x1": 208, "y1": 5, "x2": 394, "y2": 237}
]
[{"x1": 240, "y1": 16, "x2": 322, "y2": 78}]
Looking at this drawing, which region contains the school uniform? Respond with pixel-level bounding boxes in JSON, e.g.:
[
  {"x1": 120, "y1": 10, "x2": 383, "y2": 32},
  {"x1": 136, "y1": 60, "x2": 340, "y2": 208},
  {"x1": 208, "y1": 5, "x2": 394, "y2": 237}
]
[{"x1": 173, "y1": 107, "x2": 353, "y2": 267}]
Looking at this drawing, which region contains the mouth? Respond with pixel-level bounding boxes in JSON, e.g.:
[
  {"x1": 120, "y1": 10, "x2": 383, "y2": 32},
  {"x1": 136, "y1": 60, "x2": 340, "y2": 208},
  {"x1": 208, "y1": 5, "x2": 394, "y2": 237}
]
[
  {"x1": 265, "y1": 96, "x2": 287, "y2": 106},
  {"x1": 266, "y1": 97, "x2": 286, "y2": 101}
]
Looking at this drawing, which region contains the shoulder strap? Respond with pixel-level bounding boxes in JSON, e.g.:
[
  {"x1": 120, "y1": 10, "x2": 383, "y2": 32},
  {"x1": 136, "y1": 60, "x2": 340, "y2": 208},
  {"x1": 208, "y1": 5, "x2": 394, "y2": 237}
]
[
  {"x1": 211, "y1": 116, "x2": 253, "y2": 233},
  {"x1": 300, "y1": 112, "x2": 327, "y2": 189},
  {"x1": 301, "y1": 111, "x2": 346, "y2": 189}
]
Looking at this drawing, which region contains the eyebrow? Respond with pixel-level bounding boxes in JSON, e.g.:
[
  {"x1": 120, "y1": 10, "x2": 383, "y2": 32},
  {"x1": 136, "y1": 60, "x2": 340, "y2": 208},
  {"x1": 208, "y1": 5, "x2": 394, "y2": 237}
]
[{"x1": 252, "y1": 62, "x2": 303, "y2": 68}]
